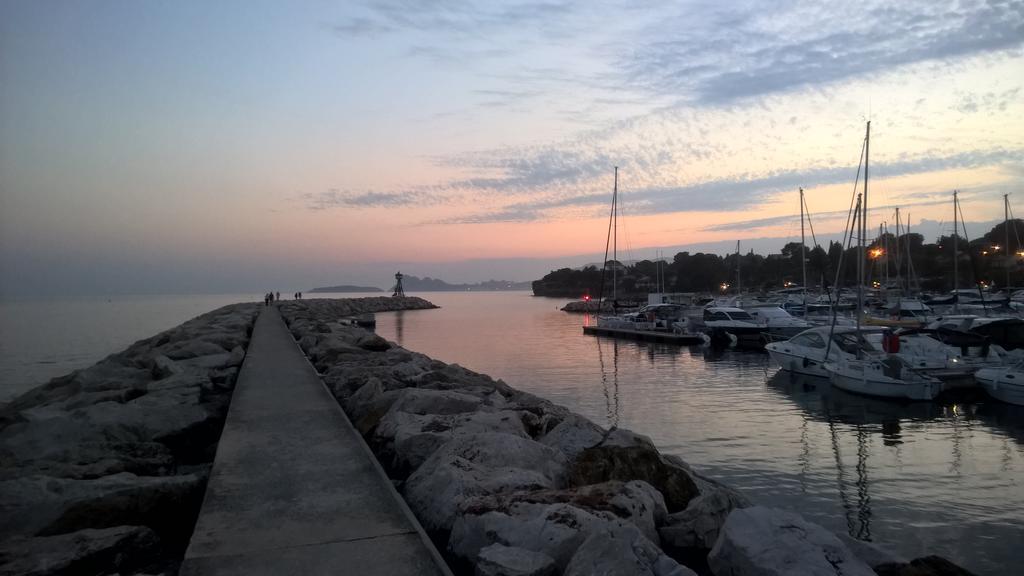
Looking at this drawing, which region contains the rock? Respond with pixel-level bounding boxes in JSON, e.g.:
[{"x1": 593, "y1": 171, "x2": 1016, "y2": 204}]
[
  {"x1": 539, "y1": 414, "x2": 606, "y2": 460},
  {"x1": 389, "y1": 388, "x2": 486, "y2": 416},
  {"x1": 344, "y1": 378, "x2": 401, "y2": 435},
  {"x1": 0, "y1": 525, "x2": 163, "y2": 576},
  {"x1": 1, "y1": 441, "x2": 175, "y2": 480},
  {"x1": 450, "y1": 502, "x2": 621, "y2": 568},
  {"x1": 376, "y1": 410, "x2": 529, "y2": 476},
  {"x1": 227, "y1": 345, "x2": 246, "y2": 367},
  {"x1": 0, "y1": 472, "x2": 205, "y2": 542},
  {"x1": 660, "y1": 480, "x2": 751, "y2": 551},
  {"x1": 149, "y1": 355, "x2": 182, "y2": 380},
  {"x1": 707, "y1": 506, "x2": 875, "y2": 576},
  {"x1": 356, "y1": 333, "x2": 392, "y2": 351},
  {"x1": 404, "y1": 433, "x2": 568, "y2": 532},
  {"x1": 476, "y1": 543, "x2": 557, "y2": 576},
  {"x1": 564, "y1": 523, "x2": 697, "y2": 576},
  {"x1": 161, "y1": 340, "x2": 229, "y2": 361},
  {"x1": 836, "y1": 532, "x2": 907, "y2": 569},
  {"x1": 570, "y1": 429, "x2": 698, "y2": 513},
  {"x1": 455, "y1": 480, "x2": 666, "y2": 546},
  {"x1": 873, "y1": 556, "x2": 978, "y2": 576}
]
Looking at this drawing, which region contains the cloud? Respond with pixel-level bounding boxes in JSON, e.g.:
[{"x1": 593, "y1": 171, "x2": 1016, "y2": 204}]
[
  {"x1": 332, "y1": 1, "x2": 1024, "y2": 108},
  {"x1": 302, "y1": 189, "x2": 440, "y2": 210},
  {"x1": 331, "y1": 0, "x2": 582, "y2": 40},
  {"x1": 621, "y1": 0, "x2": 1024, "y2": 105},
  {"x1": 436, "y1": 147, "x2": 1021, "y2": 224}
]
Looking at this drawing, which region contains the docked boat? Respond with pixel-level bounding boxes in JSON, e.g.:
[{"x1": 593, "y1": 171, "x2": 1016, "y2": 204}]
[
  {"x1": 746, "y1": 305, "x2": 812, "y2": 339},
  {"x1": 974, "y1": 362, "x2": 1024, "y2": 406},
  {"x1": 825, "y1": 355, "x2": 942, "y2": 401},
  {"x1": 701, "y1": 306, "x2": 764, "y2": 346},
  {"x1": 765, "y1": 326, "x2": 884, "y2": 378}
]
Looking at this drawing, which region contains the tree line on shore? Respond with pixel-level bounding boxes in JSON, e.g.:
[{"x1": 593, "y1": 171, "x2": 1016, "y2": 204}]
[{"x1": 532, "y1": 220, "x2": 1024, "y2": 298}]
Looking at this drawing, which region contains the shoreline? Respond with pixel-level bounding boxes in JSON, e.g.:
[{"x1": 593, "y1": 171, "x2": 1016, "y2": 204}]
[{"x1": 0, "y1": 297, "x2": 979, "y2": 575}]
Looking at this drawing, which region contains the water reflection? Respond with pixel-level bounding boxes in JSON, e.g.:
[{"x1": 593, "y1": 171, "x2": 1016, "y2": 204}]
[
  {"x1": 394, "y1": 310, "x2": 405, "y2": 347},
  {"x1": 766, "y1": 370, "x2": 1024, "y2": 448},
  {"x1": 596, "y1": 337, "x2": 620, "y2": 430}
]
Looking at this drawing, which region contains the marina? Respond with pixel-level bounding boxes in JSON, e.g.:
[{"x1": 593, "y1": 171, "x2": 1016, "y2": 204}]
[{"x1": 369, "y1": 291, "x2": 1024, "y2": 576}]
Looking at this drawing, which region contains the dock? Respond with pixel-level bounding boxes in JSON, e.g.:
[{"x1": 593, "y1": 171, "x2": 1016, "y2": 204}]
[
  {"x1": 180, "y1": 307, "x2": 451, "y2": 576},
  {"x1": 583, "y1": 325, "x2": 706, "y2": 344}
]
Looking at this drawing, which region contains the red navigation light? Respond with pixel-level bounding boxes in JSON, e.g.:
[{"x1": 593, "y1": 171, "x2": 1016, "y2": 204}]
[{"x1": 583, "y1": 295, "x2": 591, "y2": 301}]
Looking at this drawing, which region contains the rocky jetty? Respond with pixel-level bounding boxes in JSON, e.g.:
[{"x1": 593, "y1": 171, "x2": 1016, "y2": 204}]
[
  {"x1": 280, "y1": 298, "x2": 978, "y2": 576},
  {"x1": 560, "y1": 300, "x2": 613, "y2": 313},
  {"x1": 0, "y1": 303, "x2": 260, "y2": 575}
]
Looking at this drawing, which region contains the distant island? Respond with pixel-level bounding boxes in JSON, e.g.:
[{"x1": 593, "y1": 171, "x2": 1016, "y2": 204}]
[
  {"x1": 401, "y1": 276, "x2": 532, "y2": 291},
  {"x1": 310, "y1": 275, "x2": 531, "y2": 293},
  {"x1": 309, "y1": 285, "x2": 384, "y2": 293}
]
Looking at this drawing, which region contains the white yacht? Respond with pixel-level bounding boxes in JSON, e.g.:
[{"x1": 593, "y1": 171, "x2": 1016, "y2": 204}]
[
  {"x1": 765, "y1": 326, "x2": 883, "y2": 378},
  {"x1": 700, "y1": 306, "x2": 764, "y2": 346},
  {"x1": 745, "y1": 306, "x2": 812, "y2": 340},
  {"x1": 974, "y1": 362, "x2": 1024, "y2": 406},
  {"x1": 825, "y1": 355, "x2": 942, "y2": 401}
]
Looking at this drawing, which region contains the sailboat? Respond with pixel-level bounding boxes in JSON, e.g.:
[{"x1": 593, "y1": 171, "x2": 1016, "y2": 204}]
[{"x1": 823, "y1": 121, "x2": 942, "y2": 401}]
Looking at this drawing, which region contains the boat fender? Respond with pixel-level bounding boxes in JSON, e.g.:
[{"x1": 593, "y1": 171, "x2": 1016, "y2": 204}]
[{"x1": 802, "y1": 357, "x2": 810, "y2": 368}]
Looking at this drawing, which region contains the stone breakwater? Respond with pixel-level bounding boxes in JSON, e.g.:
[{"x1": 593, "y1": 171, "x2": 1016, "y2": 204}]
[
  {"x1": 281, "y1": 298, "x2": 977, "y2": 576},
  {"x1": 0, "y1": 303, "x2": 260, "y2": 576}
]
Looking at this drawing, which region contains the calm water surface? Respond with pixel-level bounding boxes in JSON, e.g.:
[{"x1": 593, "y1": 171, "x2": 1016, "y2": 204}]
[
  {"x1": 2, "y1": 291, "x2": 1021, "y2": 574},
  {"x1": 0, "y1": 293, "x2": 262, "y2": 401},
  {"x1": 369, "y1": 292, "x2": 1023, "y2": 576}
]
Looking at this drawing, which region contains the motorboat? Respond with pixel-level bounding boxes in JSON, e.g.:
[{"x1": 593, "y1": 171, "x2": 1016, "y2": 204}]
[
  {"x1": 700, "y1": 306, "x2": 764, "y2": 346},
  {"x1": 744, "y1": 305, "x2": 812, "y2": 340},
  {"x1": 824, "y1": 355, "x2": 942, "y2": 401},
  {"x1": 974, "y1": 362, "x2": 1024, "y2": 406},
  {"x1": 766, "y1": 325, "x2": 975, "y2": 381},
  {"x1": 765, "y1": 326, "x2": 884, "y2": 378},
  {"x1": 598, "y1": 303, "x2": 685, "y2": 330},
  {"x1": 928, "y1": 316, "x2": 1024, "y2": 353}
]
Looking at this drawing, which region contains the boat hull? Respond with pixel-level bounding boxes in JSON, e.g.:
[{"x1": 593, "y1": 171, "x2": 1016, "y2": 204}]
[
  {"x1": 975, "y1": 370, "x2": 1024, "y2": 406},
  {"x1": 765, "y1": 347, "x2": 830, "y2": 378},
  {"x1": 826, "y1": 360, "x2": 941, "y2": 401}
]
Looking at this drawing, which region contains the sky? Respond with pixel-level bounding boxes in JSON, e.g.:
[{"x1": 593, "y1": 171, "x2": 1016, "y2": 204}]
[{"x1": 1, "y1": 0, "x2": 1022, "y2": 296}]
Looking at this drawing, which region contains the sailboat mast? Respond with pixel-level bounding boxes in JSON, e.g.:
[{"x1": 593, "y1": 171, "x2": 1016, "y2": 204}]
[
  {"x1": 954, "y1": 190, "x2": 959, "y2": 311},
  {"x1": 894, "y1": 208, "x2": 902, "y2": 294},
  {"x1": 880, "y1": 222, "x2": 886, "y2": 289},
  {"x1": 613, "y1": 166, "x2": 618, "y2": 302},
  {"x1": 736, "y1": 240, "x2": 742, "y2": 296},
  {"x1": 800, "y1": 188, "x2": 807, "y2": 310},
  {"x1": 858, "y1": 121, "x2": 870, "y2": 320},
  {"x1": 1006, "y1": 194, "x2": 1011, "y2": 289}
]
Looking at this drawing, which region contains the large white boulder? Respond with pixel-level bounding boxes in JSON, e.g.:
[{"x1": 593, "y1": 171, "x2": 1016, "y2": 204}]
[
  {"x1": 539, "y1": 414, "x2": 606, "y2": 461},
  {"x1": 564, "y1": 522, "x2": 697, "y2": 576},
  {"x1": 660, "y1": 480, "x2": 751, "y2": 550},
  {"x1": 404, "y1": 433, "x2": 568, "y2": 532},
  {"x1": 450, "y1": 502, "x2": 621, "y2": 568},
  {"x1": 476, "y1": 543, "x2": 557, "y2": 576},
  {"x1": 707, "y1": 507, "x2": 875, "y2": 576},
  {"x1": 376, "y1": 409, "x2": 529, "y2": 475}
]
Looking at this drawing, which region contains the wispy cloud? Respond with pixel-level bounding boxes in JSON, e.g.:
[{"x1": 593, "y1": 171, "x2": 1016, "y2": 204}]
[
  {"x1": 302, "y1": 189, "x2": 446, "y2": 210},
  {"x1": 435, "y1": 147, "x2": 1021, "y2": 224},
  {"x1": 620, "y1": 0, "x2": 1024, "y2": 105}
]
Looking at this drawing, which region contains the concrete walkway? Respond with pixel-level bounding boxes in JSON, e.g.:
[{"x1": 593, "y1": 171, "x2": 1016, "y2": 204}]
[{"x1": 180, "y1": 307, "x2": 451, "y2": 576}]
